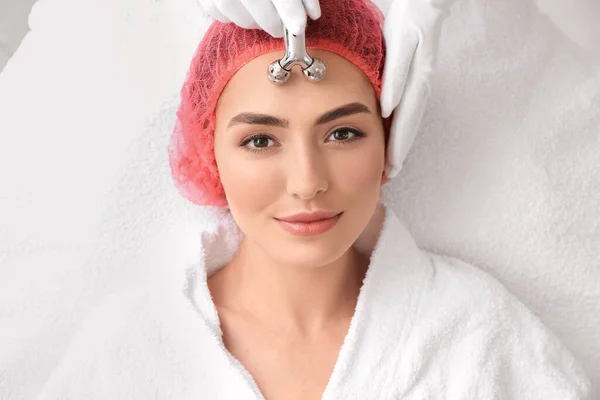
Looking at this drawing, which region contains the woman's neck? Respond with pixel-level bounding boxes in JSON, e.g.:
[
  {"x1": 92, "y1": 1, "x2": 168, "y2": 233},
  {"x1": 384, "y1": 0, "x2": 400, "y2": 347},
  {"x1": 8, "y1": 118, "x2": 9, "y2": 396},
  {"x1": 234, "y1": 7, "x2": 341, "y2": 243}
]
[{"x1": 208, "y1": 239, "x2": 368, "y2": 336}]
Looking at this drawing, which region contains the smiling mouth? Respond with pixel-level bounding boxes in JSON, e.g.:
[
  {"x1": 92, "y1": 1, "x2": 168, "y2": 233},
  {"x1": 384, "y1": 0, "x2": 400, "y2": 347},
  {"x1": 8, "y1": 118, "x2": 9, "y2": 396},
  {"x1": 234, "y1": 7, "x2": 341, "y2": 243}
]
[{"x1": 275, "y1": 212, "x2": 343, "y2": 237}]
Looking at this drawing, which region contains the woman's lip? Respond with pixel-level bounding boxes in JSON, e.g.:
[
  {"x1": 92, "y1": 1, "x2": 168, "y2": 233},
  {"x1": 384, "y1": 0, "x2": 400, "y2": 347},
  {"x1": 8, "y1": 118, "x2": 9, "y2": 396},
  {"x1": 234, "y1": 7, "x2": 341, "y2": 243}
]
[
  {"x1": 276, "y1": 211, "x2": 341, "y2": 223},
  {"x1": 275, "y1": 212, "x2": 342, "y2": 237}
]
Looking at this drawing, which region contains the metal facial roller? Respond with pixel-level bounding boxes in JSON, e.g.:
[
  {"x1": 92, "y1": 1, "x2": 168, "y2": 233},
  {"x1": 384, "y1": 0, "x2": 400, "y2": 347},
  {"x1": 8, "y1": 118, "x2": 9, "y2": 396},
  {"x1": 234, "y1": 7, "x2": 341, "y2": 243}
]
[{"x1": 267, "y1": 26, "x2": 326, "y2": 85}]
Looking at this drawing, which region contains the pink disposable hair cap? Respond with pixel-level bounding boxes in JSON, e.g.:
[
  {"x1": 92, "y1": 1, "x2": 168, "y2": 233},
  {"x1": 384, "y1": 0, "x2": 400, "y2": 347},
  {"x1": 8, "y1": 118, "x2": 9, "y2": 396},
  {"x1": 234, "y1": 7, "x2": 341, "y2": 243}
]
[{"x1": 169, "y1": 0, "x2": 387, "y2": 207}]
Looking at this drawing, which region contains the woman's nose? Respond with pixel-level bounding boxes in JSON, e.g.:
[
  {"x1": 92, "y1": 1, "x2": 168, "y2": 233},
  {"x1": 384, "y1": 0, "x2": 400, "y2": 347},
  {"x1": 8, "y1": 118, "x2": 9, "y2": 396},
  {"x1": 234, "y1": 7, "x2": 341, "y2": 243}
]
[{"x1": 285, "y1": 144, "x2": 329, "y2": 200}]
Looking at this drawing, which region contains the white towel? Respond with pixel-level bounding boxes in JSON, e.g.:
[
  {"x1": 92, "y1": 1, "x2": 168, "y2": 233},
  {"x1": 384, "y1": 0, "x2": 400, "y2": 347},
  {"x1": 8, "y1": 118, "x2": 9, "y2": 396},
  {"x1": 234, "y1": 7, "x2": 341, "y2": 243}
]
[
  {"x1": 34, "y1": 203, "x2": 592, "y2": 399},
  {"x1": 0, "y1": 2, "x2": 210, "y2": 398},
  {"x1": 0, "y1": 0, "x2": 598, "y2": 398},
  {"x1": 387, "y1": 0, "x2": 600, "y2": 388},
  {"x1": 534, "y1": 0, "x2": 600, "y2": 54}
]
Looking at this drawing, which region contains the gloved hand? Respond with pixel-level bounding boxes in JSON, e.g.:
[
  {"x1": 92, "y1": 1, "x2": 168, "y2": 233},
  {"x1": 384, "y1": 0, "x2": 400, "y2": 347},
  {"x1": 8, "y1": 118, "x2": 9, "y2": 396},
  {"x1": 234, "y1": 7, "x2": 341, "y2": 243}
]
[
  {"x1": 381, "y1": 0, "x2": 455, "y2": 179},
  {"x1": 198, "y1": 0, "x2": 321, "y2": 37},
  {"x1": 198, "y1": 0, "x2": 455, "y2": 180}
]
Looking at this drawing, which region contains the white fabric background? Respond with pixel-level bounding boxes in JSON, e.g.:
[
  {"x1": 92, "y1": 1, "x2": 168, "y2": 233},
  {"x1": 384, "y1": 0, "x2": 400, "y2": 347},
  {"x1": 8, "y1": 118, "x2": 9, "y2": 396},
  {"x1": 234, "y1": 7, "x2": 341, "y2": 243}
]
[{"x1": 0, "y1": 0, "x2": 598, "y2": 397}]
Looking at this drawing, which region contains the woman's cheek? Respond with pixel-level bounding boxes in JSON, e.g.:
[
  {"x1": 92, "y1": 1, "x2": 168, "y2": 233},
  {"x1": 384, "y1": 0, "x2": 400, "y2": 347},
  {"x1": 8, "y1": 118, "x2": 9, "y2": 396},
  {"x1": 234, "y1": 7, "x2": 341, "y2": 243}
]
[
  {"x1": 221, "y1": 156, "x2": 281, "y2": 213},
  {"x1": 334, "y1": 146, "x2": 384, "y2": 194}
]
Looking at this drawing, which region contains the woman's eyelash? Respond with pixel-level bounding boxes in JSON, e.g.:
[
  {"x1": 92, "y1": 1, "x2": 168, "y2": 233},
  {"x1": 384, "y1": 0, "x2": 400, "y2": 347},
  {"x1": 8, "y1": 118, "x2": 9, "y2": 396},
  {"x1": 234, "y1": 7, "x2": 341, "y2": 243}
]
[
  {"x1": 239, "y1": 134, "x2": 277, "y2": 153},
  {"x1": 327, "y1": 127, "x2": 366, "y2": 143},
  {"x1": 239, "y1": 127, "x2": 367, "y2": 153}
]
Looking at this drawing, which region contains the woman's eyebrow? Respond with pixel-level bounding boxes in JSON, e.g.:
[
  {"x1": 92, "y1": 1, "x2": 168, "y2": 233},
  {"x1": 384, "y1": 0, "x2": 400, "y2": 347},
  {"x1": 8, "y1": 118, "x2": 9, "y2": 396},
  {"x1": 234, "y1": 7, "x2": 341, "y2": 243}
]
[
  {"x1": 227, "y1": 102, "x2": 371, "y2": 129},
  {"x1": 228, "y1": 113, "x2": 289, "y2": 129},
  {"x1": 315, "y1": 102, "x2": 372, "y2": 125}
]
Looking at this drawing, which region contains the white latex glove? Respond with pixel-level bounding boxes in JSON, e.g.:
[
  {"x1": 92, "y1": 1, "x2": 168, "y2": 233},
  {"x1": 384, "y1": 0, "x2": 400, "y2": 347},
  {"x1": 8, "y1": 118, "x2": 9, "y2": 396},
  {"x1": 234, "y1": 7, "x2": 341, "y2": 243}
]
[
  {"x1": 381, "y1": 0, "x2": 455, "y2": 179},
  {"x1": 198, "y1": 0, "x2": 321, "y2": 37}
]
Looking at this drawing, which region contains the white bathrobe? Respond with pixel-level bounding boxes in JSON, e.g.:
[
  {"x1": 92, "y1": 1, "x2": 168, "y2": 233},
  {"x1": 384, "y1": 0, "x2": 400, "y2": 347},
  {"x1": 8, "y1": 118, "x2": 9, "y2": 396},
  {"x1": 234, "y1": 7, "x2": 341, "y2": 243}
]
[{"x1": 35, "y1": 203, "x2": 592, "y2": 399}]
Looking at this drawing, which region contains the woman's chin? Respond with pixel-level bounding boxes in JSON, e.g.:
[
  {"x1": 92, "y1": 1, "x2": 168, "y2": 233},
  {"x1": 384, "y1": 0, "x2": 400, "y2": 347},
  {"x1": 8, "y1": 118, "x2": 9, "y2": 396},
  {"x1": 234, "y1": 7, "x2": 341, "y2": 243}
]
[{"x1": 268, "y1": 233, "x2": 354, "y2": 270}]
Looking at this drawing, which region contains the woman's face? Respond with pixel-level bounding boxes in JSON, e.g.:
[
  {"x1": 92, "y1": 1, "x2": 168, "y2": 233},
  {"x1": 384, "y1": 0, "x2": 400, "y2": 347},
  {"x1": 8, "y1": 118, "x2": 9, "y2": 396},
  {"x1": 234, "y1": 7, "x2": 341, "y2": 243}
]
[{"x1": 214, "y1": 49, "x2": 386, "y2": 268}]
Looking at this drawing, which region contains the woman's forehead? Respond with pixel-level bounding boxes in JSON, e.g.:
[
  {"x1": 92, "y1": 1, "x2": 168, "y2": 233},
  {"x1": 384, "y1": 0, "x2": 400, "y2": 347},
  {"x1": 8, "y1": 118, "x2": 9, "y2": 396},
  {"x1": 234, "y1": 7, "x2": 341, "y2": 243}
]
[{"x1": 216, "y1": 50, "x2": 378, "y2": 122}]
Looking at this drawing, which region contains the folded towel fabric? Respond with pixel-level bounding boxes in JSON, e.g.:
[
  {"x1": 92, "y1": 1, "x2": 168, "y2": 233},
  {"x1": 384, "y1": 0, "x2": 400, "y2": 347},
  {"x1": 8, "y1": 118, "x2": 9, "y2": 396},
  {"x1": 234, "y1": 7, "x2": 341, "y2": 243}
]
[{"x1": 387, "y1": 0, "x2": 600, "y2": 388}]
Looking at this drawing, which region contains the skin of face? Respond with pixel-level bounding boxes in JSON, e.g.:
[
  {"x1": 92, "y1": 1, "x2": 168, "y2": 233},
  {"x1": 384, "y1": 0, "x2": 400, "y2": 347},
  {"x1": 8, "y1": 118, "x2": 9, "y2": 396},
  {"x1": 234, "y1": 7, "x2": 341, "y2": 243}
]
[{"x1": 214, "y1": 49, "x2": 387, "y2": 271}]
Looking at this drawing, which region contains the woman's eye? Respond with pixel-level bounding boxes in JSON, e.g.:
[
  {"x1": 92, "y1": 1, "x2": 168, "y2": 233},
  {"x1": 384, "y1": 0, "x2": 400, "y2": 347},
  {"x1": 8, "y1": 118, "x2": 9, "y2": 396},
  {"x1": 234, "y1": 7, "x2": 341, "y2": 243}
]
[
  {"x1": 240, "y1": 134, "x2": 276, "y2": 152},
  {"x1": 327, "y1": 128, "x2": 365, "y2": 143},
  {"x1": 250, "y1": 136, "x2": 271, "y2": 148}
]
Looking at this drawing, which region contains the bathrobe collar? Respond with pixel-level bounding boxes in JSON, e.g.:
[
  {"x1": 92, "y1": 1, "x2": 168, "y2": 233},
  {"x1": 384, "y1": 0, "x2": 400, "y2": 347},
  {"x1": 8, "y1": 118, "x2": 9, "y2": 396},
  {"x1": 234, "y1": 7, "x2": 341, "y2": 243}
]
[{"x1": 179, "y1": 201, "x2": 433, "y2": 399}]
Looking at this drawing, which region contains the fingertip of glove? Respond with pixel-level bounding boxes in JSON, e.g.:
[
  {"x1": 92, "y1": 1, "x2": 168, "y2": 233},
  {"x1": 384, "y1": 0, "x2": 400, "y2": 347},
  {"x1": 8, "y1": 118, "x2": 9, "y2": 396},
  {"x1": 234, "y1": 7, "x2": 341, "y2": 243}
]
[
  {"x1": 381, "y1": 107, "x2": 392, "y2": 119},
  {"x1": 282, "y1": 13, "x2": 307, "y2": 36},
  {"x1": 288, "y1": 23, "x2": 305, "y2": 36},
  {"x1": 380, "y1": 97, "x2": 393, "y2": 119},
  {"x1": 304, "y1": 0, "x2": 322, "y2": 20},
  {"x1": 265, "y1": 23, "x2": 285, "y2": 38}
]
